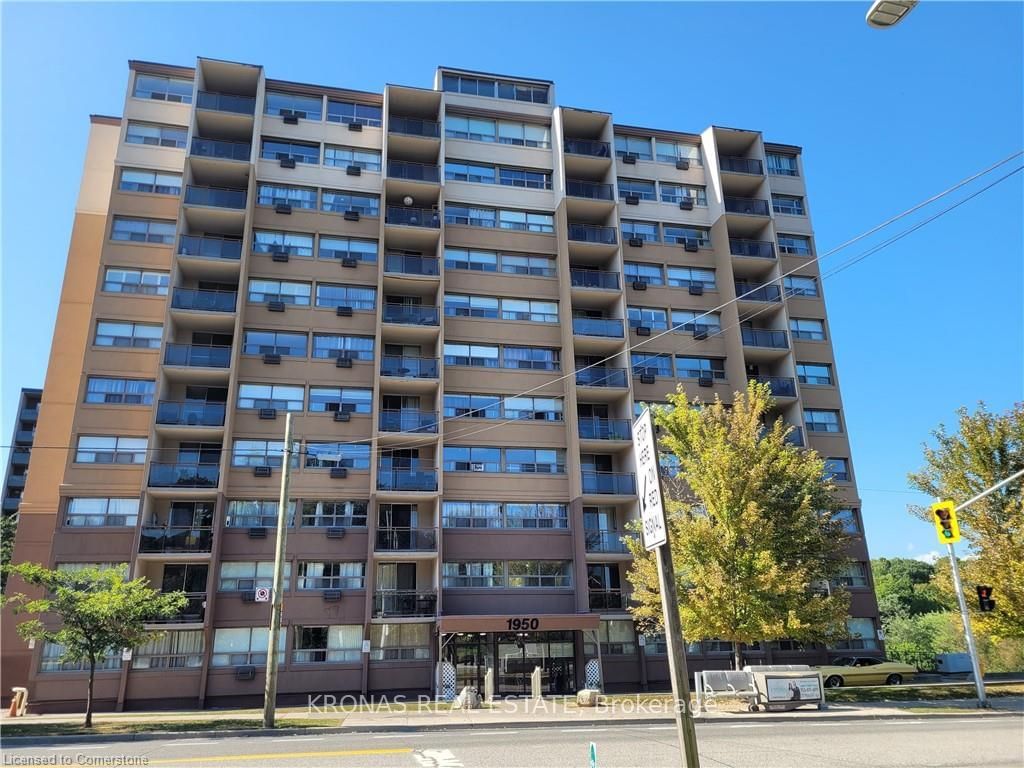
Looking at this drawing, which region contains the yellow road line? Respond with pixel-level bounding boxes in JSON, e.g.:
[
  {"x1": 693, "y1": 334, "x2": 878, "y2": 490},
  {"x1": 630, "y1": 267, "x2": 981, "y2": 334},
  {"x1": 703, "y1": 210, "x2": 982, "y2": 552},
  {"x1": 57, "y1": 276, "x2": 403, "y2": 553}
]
[{"x1": 148, "y1": 747, "x2": 413, "y2": 764}]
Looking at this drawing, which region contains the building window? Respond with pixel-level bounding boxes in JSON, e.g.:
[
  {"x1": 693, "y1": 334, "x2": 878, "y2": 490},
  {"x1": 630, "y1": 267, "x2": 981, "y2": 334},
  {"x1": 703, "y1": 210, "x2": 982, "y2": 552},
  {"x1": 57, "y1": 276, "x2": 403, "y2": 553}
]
[
  {"x1": 505, "y1": 503, "x2": 568, "y2": 529},
  {"x1": 211, "y1": 628, "x2": 285, "y2": 667},
  {"x1": 40, "y1": 641, "x2": 122, "y2": 673},
  {"x1": 671, "y1": 309, "x2": 721, "y2": 334},
  {"x1": 443, "y1": 446, "x2": 501, "y2": 473},
  {"x1": 111, "y1": 216, "x2": 175, "y2": 244},
  {"x1": 256, "y1": 184, "x2": 317, "y2": 210},
  {"x1": 444, "y1": 247, "x2": 497, "y2": 272},
  {"x1": 445, "y1": 161, "x2": 497, "y2": 184},
  {"x1": 370, "y1": 623, "x2": 432, "y2": 660},
  {"x1": 655, "y1": 140, "x2": 702, "y2": 165},
  {"x1": 772, "y1": 194, "x2": 806, "y2": 216},
  {"x1": 498, "y1": 209, "x2": 554, "y2": 233},
  {"x1": 499, "y1": 120, "x2": 551, "y2": 147},
  {"x1": 503, "y1": 396, "x2": 563, "y2": 421},
  {"x1": 125, "y1": 121, "x2": 187, "y2": 148},
  {"x1": 624, "y1": 262, "x2": 664, "y2": 286},
  {"x1": 442, "y1": 561, "x2": 505, "y2": 587},
  {"x1": 766, "y1": 152, "x2": 799, "y2": 176},
  {"x1": 502, "y1": 345, "x2": 560, "y2": 370},
  {"x1": 315, "y1": 283, "x2": 376, "y2": 311},
  {"x1": 502, "y1": 298, "x2": 558, "y2": 323},
  {"x1": 835, "y1": 509, "x2": 861, "y2": 535},
  {"x1": 237, "y1": 383, "x2": 304, "y2": 411},
  {"x1": 627, "y1": 306, "x2": 668, "y2": 331},
  {"x1": 94, "y1": 321, "x2": 162, "y2": 348},
  {"x1": 308, "y1": 386, "x2": 372, "y2": 414},
  {"x1": 825, "y1": 458, "x2": 850, "y2": 483},
  {"x1": 242, "y1": 329, "x2": 308, "y2": 356},
  {"x1": 504, "y1": 448, "x2": 566, "y2": 474},
  {"x1": 790, "y1": 318, "x2": 825, "y2": 341},
  {"x1": 304, "y1": 442, "x2": 371, "y2": 470},
  {"x1": 230, "y1": 440, "x2": 299, "y2": 468},
  {"x1": 293, "y1": 625, "x2": 362, "y2": 664},
  {"x1": 441, "y1": 73, "x2": 548, "y2": 104},
  {"x1": 301, "y1": 501, "x2": 368, "y2": 528},
  {"x1": 631, "y1": 352, "x2": 673, "y2": 377},
  {"x1": 247, "y1": 279, "x2": 311, "y2": 306},
  {"x1": 102, "y1": 268, "x2": 169, "y2": 296},
  {"x1": 119, "y1": 168, "x2": 182, "y2": 195},
  {"x1": 617, "y1": 178, "x2": 656, "y2": 201},
  {"x1": 252, "y1": 230, "x2": 314, "y2": 257},
  {"x1": 84, "y1": 377, "x2": 155, "y2": 405},
  {"x1": 444, "y1": 293, "x2": 500, "y2": 319},
  {"x1": 265, "y1": 91, "x2": 322, "y2": 120},
  {"x1": 832, "y1": 562, "x2": 869, "y2": 588},
  {"x1": 805, "y1": 409, "x2": 842, "y2": 433},
  {"x1": 445, "y1": 204, "x2": 497, "y2": 228},
  {"x1": 508, "y1": 560, "x2": 572, "y2": 587},
  {"x1": 446, "y1": 115, "x2": 498, "y2": 142},
  {"x1": 675, "y1": 356, "x2": 726, "y2": 380},
  {"x1": 319, "y1": 236, "x2": 377, "y2": 263},
  {"x1": 327, "y1": 99, "x2": 382, "y2": 127},
  {"x1": 218, "y1": 561, "x2": 290, "y2": 591},
  {"x1": 324, "y1": 145, "x2": 381, "y2": 171},
  {"x1": 133, "y1": 73, "x2": 193, "y2": 103},
  {"x1": 225, "y1": 500, "x2": 295, "y2": 528},
  {"x1": 620, "y1": 220, "x2": 660, "y2": 243},
  {"x1": 297, "y1": 561, "x2": 365, "y2": 590},
  {"x1": 321, "y1": 190, "x2": 380, "y2": 216},
  {"x1": 132, "y1": 630, "x2": 204, "y2": 670},
  {"x1": 498, "y1": 167, "x2": 552, "y2": 190},
  {"x1": 311, "y1": 334, "x2": 374, "y2": 361},
  {"x1": 614, "y1": 135, "x2": 652, "y2": 160},
  {"x1": 584, "y1": 620, "x2": 637, "y2": 656},
  {"x1": 660, "y1": 183, "x2": 707, "y2": 206},
  {"x1": 261, "y1": 138, "x2": 320, "y2": 165},
  {"x1": 796, "y1": 362, "x2": 833, "y2": 385},
  {"x1": 441, "y1": 502, "x2": 501, "y2": 529},
  {"x1": 443, "y1": 342, "x2": 499, "y2": 368},
  {"x1": 75, "y1": 435, "x2": 147, "y2": 464},
  {"x1": 500, "y1": 253, "x2": 555, "y2": 276},
  {"x1": 65, "y1": 498, "x2": 139, "y2": 527},
  {"x1": 778, "y1": 234, "x2": 813, "y2": 255},
  {"x1": 443, "y1": 393, "x2": 501, "y2": 419},
  {"x1": 667, "y1": 266, "x2": 716, "y2": 291},
  {"x1": 663, "y1": 225, "x2": 711, "y2": 248},
  {"x1": 831, "y1": 618, "x2": 878, "y2": 651},
  {"x1": 784, "y1": 276, "x2": 819, "y2": 298}
]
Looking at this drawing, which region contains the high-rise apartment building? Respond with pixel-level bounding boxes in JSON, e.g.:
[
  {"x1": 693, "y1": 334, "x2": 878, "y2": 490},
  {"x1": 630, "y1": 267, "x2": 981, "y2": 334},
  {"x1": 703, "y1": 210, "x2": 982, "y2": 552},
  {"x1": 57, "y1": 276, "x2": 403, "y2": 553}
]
[
  {"x1": 2, "y1": 58, "x2": 879, "y2": 711},
  {"x1": 3, "y1": 388, "x2": 42, "y2": 520}
]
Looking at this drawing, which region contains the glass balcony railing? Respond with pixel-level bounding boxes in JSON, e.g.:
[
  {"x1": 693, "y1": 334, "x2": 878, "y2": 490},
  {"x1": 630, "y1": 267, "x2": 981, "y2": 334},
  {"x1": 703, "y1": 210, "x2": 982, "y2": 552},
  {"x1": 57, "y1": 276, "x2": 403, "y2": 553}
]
[
  {"x1": 581, "y1": 471, "x2": 636, "y2": 495},
  {"x1": 163, "y1": 344, "x2": 232, "y2": 368},
  {"x1": 786, "y1": 427, "x2": 805, "y2": 447},
  {"x1": 385, "y1": 207, "x2": 441, "y2": 228},
  {"x1": 566, "y1": 180, "x2": 614, "y2": 200},
  {"x1": 741, "y1": 328, "x2": 789, "y2": 349},
  {"x1": 381, "y1": 305, "x2": 439, "y2": 325},
  {"x1": 724, "y1": 197, "x2": 771, "y2": 216},
  {"x1": 748, "y1": 376, "x2": 797, "y2": 397},
  {"x1": 735, "y1": 282, "x2": 782, "y2": 302},
  {"x1": 155, "y1": 401, "x2": 226, "y2": 427},
  {"x1": 575, "y1": 367, "x2": 628, "y2": 388},
  {"x1": 373, "y1": 590, "x2": 438, "y2": 618},
  {"x1": 720, "y1": 156, "x2": 764, "y2": 175},
  {"x1": 184, "y1": 185, "x2": 246, "y2": 209},
  {"x1": 729, "y1": 238, "x2": 776, "y2": 258},
  {"x1": 375, "y1": 527, "x2": 438, "y2": 551},
  {"x1": 389, "y1": 116, "x2": 440, "y2": 138},
  {"x1": 570, "y1": 268, "x2": 620, "y2": 290},
  {"x1": 148, "y1": 593, "x2": 207, "y2": 623},
  {"x1": 568, "y1": 223, "x2": 617, "y2": 245},
  {"x1": 147, "y1": 463, "x2": 220, "y2": 488},
  {"x1": 139, "y1": 527, "x2": 213, "y2": 554},
  {"x1": 376, "y1": 469, "x2": 438, "y2": 492},
  {"x1": 578, "y1": 418, "x2": 632, "y2": 441},
  {"x1": 379, "y1": 409, "x2": 438, "y2": 433},
  {"x1": 196, "y1": 91, "x2": 256, "y2": 115},
  {"x1": 387, "y1": 160, "x2": 440, "y2": 183},
  {"x1": 564, "y1": 138, "x2": 611, "y2": 158},
  {"x1": 573, "y1": 317, "x2": 625, "y2": 338},
  {"x1": 384, "y1": 253, "x2": 440, "y2": 275},
  {"x1": 171, "y1": 289, "x2": 237, "y2": 313},
  {"x1": 177, "y1": 235, "x2": 242, "y2": 261},
  {"x1": 585, "y1": 531, "x2": 634, "y2": 554},
  {"x1": 380, "y1": 355, "x2": 438, "y2": 379},
  {"x1": 190, "y1": 137, "x2": 251, "y2": 162},
  {"x1": 588, "y1": 589, "x2": 626, "y2": 611}
]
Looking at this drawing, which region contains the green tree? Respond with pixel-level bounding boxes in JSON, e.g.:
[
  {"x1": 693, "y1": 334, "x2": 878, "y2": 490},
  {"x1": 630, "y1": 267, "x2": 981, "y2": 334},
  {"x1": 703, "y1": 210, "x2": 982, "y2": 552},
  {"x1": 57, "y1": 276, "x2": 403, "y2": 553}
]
[
  {"x1": 2, "y1": 563, "x2": 187, "y2": 727},
  {"x1": 908, "y1": 401, "x2": 1024, "y2": 639},
  {"x1": 1, "y1": 513, "x2": 17, "y2": 592},
  {"x1": 871, "y1": 557, "x2": 950, "y2": 626},
  {"x1": 626, "y1": 382, "x2": 853, "y2": 670}
]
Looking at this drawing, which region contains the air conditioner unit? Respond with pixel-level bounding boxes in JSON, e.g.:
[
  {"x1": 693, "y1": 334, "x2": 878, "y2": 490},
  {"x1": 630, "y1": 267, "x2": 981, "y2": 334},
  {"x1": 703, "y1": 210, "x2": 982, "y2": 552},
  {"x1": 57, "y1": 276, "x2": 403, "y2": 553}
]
[
  {"x1": 343, "y1": 210, "x2": 360, "y2": 222},
  {"x1": 330, "y1": 467, "x2": 348, "y2": 479},
  {"x1": 333, "y1": 410, "x2": 351, "y2": 422},
  {"x1": 347, "y1": 122, "x2": 362, "y2": 132},
  {"x1": 248, "y1": 525, "x2": 268, "y2": 537},
  {"x1": 271, "y1": 251, "x2": 289, "y2": 263},
  {"x1": 684, "y1": 239, "x2": 700, "y2": 252},
  {"x1": 470, "y1": 462, "x2": 485, "y2": 472},
  {"x1": 235, "y1": 665, "x2": 257, "y2": 681},
  {"x1": 336, "y1": 305, "x2": 354, "y2": 317},
  {"x1": 341, "y1": 257, "x2": 359, "y2": 268},
  {"x1": 635, "y1": 326, "x2": 651, "y2": 337},
  {"x1": 622, "y1": 153, "x2": 637, "y2": 165},
  {"x1": 240, "y1": 590, "x2": 257, "y2": 603},
  {"x1": 698, "y1": 376, "x2": 714, "y2": 388},
  {"x1": 267, "y1": 300, "x2": 286, "y2": 313},
  {"x1": 688, "y1": 284, "x2": 705, "y2": 296},
  {"x1": 811, "y1": 579, "x2": 832, "y2": 597},
  {"x1": 624, "y1": 194, "x2": 640, "y2": 206},
  {"x1": 253, "y1": 466, "x2": 272, "y2": 479},
  {"x1": 326, "y1": 527, "x2": 346, "y2": 539},
  {"x1": 279, "y1": 157, "x2": 296, "y2": 169},
  {"x1": 632, "y1": 280, "x2": 648, "y2": 291},
  {"x1": 640, "y1": 373, "x2": 656, "y2": 385},
  {"x1": 679, "y1": 198, "x2": 694, "y2": 211},
  {"x1": 335, "y1": 355, "x2": 353, "y2": 368},
  {"x1": 346, "y1": 165, "x2": 362, "y2": 176},
  {"x1": 693, "y1": 327, "x2": 709, "y2": 341},
  {"x1": 323, "y1": 590, "x2": 343, "y2": 602},
  {"x1": 262, "y1": 353, "x2": 281, "y2": 365},
  {"x1": 628, "y1": 237, "x2": 644, "y2": 248},
  {"x1": 258, "y1": 408, "x2": 277, "y2": 420},
  {"x1": 675, "y1": 158, "x2": 690, "y2": 171},
  {"x1": 274, "y1": 203, "x2": 292, "y2": 215}
]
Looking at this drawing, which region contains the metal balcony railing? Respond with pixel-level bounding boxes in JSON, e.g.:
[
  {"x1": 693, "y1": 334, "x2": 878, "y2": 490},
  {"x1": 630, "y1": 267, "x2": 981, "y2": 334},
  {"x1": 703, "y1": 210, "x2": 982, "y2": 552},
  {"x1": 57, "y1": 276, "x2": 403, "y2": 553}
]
[
  {"x1": 724, "y1": 197, "x2": 771, "y2": 216},
  {"x1": 177, "y1": 235, "x2": 242, "y2": 261},
  {"x1": 381, "y1": 305, "x2": 439, "y2": 325},
  {"x1": 566, "y1": 180, "x2": 614, "y2": 200},
  {"x1": 568, "y1": 223, "x2": 617, "y2": 245},
  {"x1": 376, "y1": 469, "x2": 438, "y2": 492},
  {"x1": 720, "y1": 156, "x2": 764, "y2": 175},
  {"x1": 196, "y1": 91, "x2": 256, "y2": 115},
  {"x1": 380, "y1": 355, "x2": 438, "y2": 379},
  {"x1": 375, "y1": 527, "x2": 438, "y2": 551},
  {"x1": 379, "y1": 409, "x2": 438, "y2": 433},
  {"x1": 573, "y1": 317, "x2": 625, "y2": 338},
  {"x1": 139, "y1": 527, "x2": 213, "y2": 553},
  {"x1": 184, "y1": 185, "x2": 247, "y2": 209},
  {"x1": 564, "y1": 138, "x2": 611, "y2": 157},
  {"x1": 581, "y1": 471, "x2": 636, "y2": 495},
  {"x1": 575, "y1": 367, "x2": 629, "y2": 388},
  {"x1": 147, "y1": 463, "x2": 220, "y2": 488},
  {"x1": 163, "y1": 344, "x2": 232, "y2": 368},
  {"x1": 585, "y1": 531, "x2": 634, "y2": 554},
  {"x1": 570, "y1": 268, "x2": 620, "y2": 290},
  {"x1": 388, "y1": 116, "x2": 440, "y2": 138},
  {"x1": 373, "y1": 590, "x2": 438, "y2": 618},
  {"x1": 741, "y1": 328, "x2": 789, "y2": 349},
  {"x1": 748, "y1": 376, "x2": 796, "y2": 397},
  {"x1": 155, "y1": 401, "x2": 226, "y2": 427},
  {"x1": 384, "y1": 253, "x2": 440, "y2": 275},
  {"x1": 171, "y1": 288, "x2": 237, "y2": 313},
  {"x1": 148, "y1": 593, "x2": 206, "y2": 623},
  {"x1": 384, "y1": 207, "x2": 441, "y2": 228},
  {"x1": 729, "y1": 238, "x2": 776, "y2": 258},
  {"x1": 735, "y1": 282, "x2": 782, "y2": 302},
  {"x1": 588, "y1": 589, "x2": 626, "y2": 611},
  {"x1": 190, "y1": 137, "x2": 251, "y2": 162},
  {"x1": 578, "y1": 418, "x2": 632, "y2": 441},
  {"x1": 387, "y1": 160, "x2": 440, "y2": 183}
]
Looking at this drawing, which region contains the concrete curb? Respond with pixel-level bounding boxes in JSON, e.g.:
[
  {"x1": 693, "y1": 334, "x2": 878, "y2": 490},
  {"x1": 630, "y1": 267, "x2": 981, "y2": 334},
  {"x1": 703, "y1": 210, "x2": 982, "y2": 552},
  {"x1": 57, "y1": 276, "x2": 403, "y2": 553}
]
[{"x1": 3, "y1": 709, "x2": 1020, "y2": 748}]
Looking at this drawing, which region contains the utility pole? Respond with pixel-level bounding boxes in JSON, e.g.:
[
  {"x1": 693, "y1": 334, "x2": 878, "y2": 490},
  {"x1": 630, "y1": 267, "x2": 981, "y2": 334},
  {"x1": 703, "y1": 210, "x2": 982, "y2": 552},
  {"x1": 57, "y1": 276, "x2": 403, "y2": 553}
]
[{"x1": 263, "y1": 412, "x2": 294, "y2": 729}]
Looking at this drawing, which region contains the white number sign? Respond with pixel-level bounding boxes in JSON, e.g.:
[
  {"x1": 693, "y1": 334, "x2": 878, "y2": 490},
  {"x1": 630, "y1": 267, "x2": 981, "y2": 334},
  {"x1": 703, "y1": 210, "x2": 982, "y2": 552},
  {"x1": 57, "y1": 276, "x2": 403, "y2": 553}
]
[{"x1": 633, "y1": 408, "x2": 667, "y2": 550}]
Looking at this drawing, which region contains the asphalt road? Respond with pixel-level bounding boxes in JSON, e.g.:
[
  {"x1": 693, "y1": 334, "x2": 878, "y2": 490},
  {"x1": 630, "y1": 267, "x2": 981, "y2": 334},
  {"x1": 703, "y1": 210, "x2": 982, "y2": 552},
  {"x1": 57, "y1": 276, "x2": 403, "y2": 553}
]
[{"x1": 4, "y1": 716, "x2": 1022, "y2": 767}]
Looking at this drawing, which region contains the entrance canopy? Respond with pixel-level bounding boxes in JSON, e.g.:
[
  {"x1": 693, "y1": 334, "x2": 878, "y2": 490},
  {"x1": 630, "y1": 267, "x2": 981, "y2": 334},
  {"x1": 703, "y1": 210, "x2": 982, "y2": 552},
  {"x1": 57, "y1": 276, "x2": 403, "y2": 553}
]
[{"x1": 438, "y1": 614, "x2": 600, "y2": 634}]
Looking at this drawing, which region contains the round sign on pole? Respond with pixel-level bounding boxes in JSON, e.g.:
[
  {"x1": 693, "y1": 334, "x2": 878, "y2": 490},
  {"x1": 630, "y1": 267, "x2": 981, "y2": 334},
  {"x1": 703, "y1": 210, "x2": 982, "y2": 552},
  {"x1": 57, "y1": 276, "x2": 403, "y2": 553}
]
[{"x1": 255, "y1": 587, "x2": 271, "y2": 602}]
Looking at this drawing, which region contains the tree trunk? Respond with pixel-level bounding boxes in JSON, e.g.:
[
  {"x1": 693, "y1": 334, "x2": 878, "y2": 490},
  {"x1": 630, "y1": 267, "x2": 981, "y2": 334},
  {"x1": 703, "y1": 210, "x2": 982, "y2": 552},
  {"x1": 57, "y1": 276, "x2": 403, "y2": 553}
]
[
  {"x1": 84, "y1": 657, "x2": 95, "y2": 728},
  {"x1": 733, "y1": 644, "x2": 744, "y2": 672}
]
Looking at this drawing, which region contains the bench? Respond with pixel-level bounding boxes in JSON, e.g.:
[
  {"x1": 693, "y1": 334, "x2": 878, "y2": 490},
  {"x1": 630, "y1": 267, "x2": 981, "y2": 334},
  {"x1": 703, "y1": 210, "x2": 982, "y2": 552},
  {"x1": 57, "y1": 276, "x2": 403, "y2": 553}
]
[{"x1": 696, "y1": 670, "x2": 758, "y2": 712}]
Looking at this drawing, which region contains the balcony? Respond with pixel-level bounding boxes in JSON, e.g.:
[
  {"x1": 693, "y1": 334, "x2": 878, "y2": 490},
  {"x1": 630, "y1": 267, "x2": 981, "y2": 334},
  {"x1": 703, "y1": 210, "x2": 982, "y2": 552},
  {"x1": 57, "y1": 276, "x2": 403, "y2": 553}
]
[
  {"x1": 11, "y1": 450, "x2": 30, "y2": 466},
  {"x1": 564, "y1": 139, "x2": 611, "y2": 158},
  {"x1": 184, "y1": 185, "x2": 246, "y2": 209},
  {"x1": 786, "y1": 427, "x2": 805, "y2": 447},
  {"x1": 575, "y1": 367, "x2": 629, "y2": 388},
  {"x1": 570, "y1": 268, "x2": 620, "y2": 291},
  {"x1": 171, "y1": 288, "x2": 237, "y2": 313},
  {"x1": 385, "y1": 207, "x2": 441, "y2": 229},
  {"x1": 177, "y1": 235, "x2": 242, "y2": 261},
  {"x1": 735, "y1": 282, "x2": 782, "y2": 303},
  {"x1": 568, "y1": 224, "x2": 617, "y2": 245},
  {"x1": 730, "y1": 238, "x2": 776, "y2": 258},
  {"x1": 375, "y1": 527, "x2": 438, "y2": 551},
  {"x1": 387, "y1": 160, "x2": 440, "y2": 183},
  {"x1": 3, "y1": 498, "x2": 20, "y2": 514},
  {"x1": 163, "y1": 344, "x2": 232, "y2": 368},
  {"x1": 389, "y1": 116, "x2": 440, "y2": 138},
  {"x1": 190, "y1": 137, "x2": 251, "y2": 162},
  {"x1": 566, "y1": 180, "x2": 614, "y2": 201},
  {"x1": 376, "y1": 469, "x2": 438, "y2": 492},
  {"x1": 748, "y1": 375, "x2": 796, "y2": 398},
  {"x1": 724, "y1": 196, "x2": 770, "y2": 217},
  {"x1": 155, "y1": 401, "x2": 226, "y2": 427},
  {"x1": 379, "y1": 409, "x2": 438, "y2": 433},
  {"x1": 381, "y1": 305, "x2": 439, "y2": 326},
  {"x1": 384, "y1": 253, "x2": 440, "y2": 276},
  {"x1": 720, "y1": 156, "x2": 763, "y2": 175},
  {"x1": 380, "y1": 355, "x2": 438, "y2": 379},
  {"x1": 148, "y1": 593, "x2": 206, "y2": 624},
  {"x1": 147, "y1": 463, "x2": 220, "y2": 489},
  {"x1": 589, "y1": 589, "x2": 626, "y2": 611},
  {"x1": 20, "y1": 407, "x2": 39, "y2": 423},
  {"x1": 139, "y1": 527, "x2": 213, "y2": 554},
  {"x1": 573, "y1": 317, "x2": 625, "y2": 338},
  {"x1": 8, "y1": 475, "x2": 26, "y2": 490},
  {"x1": 741, "y1": 328, "x2": 789, "y2": 349},
  {"x1": 578, "y1": 418, "x2": 632, "y2": 441},
  {"x1": 373, "y1": 590, "x2": 438, "y2": 618},
  {"x1": 581, "y1": 471, "x2": 636, "y2": 495},
  {"x1": 585, "y1": 531, "x2": 634, "y2": 554},
  {"x1": 196, "y1": 91, "x2": 256, "y2": 115},
  {"x1": 14, "y1": 430, "x2": 34, "y2": 445}
]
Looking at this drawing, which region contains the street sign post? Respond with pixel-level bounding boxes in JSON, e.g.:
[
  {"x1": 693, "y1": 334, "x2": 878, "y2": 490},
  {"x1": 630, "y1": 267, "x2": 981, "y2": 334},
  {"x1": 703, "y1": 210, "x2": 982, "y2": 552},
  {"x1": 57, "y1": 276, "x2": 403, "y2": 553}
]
[{"x1": 632, "y1": 408, "x2": 700, "y2": 768}]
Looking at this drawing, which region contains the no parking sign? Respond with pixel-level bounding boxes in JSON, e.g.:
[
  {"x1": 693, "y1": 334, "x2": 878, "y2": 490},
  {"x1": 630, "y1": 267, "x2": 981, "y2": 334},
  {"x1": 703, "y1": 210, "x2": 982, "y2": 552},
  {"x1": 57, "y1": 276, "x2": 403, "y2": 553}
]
[{"x1": 255, "y1": 587, "x2": 271, "y2": 602}]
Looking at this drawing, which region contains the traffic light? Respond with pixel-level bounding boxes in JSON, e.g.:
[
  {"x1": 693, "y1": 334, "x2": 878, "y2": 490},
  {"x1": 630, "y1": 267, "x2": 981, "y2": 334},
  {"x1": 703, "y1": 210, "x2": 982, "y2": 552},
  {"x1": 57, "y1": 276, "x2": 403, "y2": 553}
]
[
  {"x1": 930, "y1": 500, "x2": 961, "y2": 544},
  {"x1": 976, "y1": 585, "x2": 996, "y2": 612}
]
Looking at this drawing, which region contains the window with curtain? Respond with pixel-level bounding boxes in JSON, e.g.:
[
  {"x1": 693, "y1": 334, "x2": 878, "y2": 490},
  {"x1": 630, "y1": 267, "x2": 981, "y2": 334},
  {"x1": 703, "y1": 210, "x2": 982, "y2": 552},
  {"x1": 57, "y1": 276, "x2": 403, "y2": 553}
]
[
  {"x1": 133, "y1": 630, "x2": 204, "y2": 669},
  {"x1": 369, "y1": 623, "x2": 431, "y2": 660},
  {"x1": 315, "y1": 283, "x2": 376, "y2": 311},
  {"x1": 304, "y1": 442, "x2": 371, "y2": 469},
  {"x1": 311, "y1": 334, "x2": 374, "y2": 360},
  {"x1": 65, "y1": 498, "x2": 139, "y2": 527},
  {"x1": 84, "y1": 377, "x2": 155, "y2": 405},
  {"x1": 502, "y1": 345, "x2": 559, "y2": 370},
  {"x1": 218, "y1": 561, "x2": 291, "y2": 590},
  {"x1": 253, "y1": 230, "x2": 315, "y2": 257},
  {"x1": 210, "y1": 628, "x2": 286, "y2": 666}
]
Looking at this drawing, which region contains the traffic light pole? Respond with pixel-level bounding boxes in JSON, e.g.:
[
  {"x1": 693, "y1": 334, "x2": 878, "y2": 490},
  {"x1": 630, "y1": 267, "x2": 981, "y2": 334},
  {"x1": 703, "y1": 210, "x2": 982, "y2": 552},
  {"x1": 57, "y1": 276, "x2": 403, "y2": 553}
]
[{"x1": 944, "y1": 539, "x2": 987, "y2": 708}]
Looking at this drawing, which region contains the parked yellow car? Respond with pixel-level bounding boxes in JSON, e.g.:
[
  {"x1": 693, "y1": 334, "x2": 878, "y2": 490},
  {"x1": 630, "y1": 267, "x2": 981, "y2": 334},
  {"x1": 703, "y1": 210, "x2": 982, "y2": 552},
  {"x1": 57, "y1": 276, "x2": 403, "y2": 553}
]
[{"x1": 816, "y1": 657, "x2": 918, "y2": 687}]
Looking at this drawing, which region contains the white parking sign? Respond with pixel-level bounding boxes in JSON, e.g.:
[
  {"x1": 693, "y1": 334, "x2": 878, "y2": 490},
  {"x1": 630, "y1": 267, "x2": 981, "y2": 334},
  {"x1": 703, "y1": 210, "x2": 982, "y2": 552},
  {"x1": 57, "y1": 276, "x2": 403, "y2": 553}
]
[
  {"x1": 633, "y1": 408, "x2": 667, "y2": 550},
  {"x1": 255, "y1": 587, "x2": 271, "y2": 602}
]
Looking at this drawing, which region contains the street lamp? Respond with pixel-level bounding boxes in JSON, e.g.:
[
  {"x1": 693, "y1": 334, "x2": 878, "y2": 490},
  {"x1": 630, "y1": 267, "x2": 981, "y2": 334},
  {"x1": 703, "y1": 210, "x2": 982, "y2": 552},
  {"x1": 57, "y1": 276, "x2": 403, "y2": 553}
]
[{"x1": 866, "y1": 0, "x2": 918, "y2": 28}]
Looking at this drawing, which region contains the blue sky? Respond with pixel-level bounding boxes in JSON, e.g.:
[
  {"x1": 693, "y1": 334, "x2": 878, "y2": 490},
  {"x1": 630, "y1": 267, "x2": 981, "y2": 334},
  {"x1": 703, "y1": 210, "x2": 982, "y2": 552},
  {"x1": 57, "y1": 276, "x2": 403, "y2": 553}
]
[{"x1": 1, "y1": 2, "x2": 1021, "y2": 561}]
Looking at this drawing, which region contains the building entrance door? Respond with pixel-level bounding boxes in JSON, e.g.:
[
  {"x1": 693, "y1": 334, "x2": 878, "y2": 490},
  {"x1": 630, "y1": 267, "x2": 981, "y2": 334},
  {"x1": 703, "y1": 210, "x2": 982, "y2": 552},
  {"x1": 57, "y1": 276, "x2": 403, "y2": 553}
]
[{"x1": 496, "y1": 631, "x2": 576, "y2": 696}]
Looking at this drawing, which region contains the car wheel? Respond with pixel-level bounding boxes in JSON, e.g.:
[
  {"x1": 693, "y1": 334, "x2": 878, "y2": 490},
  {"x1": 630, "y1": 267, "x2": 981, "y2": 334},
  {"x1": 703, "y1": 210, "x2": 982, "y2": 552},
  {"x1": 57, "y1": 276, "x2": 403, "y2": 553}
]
[
  {"x1": 886, "y1": 674, "x2": 903, "y2": 686},
  {"x1": 825, "y1": 675, "x2": 843, "y2": 688}
]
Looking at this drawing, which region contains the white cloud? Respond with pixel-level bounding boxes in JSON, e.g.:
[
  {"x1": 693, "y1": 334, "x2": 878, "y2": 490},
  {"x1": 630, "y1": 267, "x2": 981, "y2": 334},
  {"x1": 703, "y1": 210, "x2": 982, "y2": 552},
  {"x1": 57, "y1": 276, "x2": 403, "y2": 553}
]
[{"x1": 913, "y1": 551, "x2": 942, "y2": 564}]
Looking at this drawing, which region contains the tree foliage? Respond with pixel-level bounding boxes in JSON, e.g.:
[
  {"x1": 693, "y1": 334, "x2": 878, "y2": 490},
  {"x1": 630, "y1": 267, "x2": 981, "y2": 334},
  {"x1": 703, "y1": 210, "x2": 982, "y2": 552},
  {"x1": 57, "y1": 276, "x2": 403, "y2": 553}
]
[
  {"x1": 871, "y1": 557, "x2": 950, "y2": 626},
  {"x1": 2, "y1": 563, "x2": 187, "y2": 726},
  {"x1": 0, "y1": 513, "x2": 17, "y2": 592},
  {"x1": 626, "y1": 382, "x2": 854, "y2": 668},
  {"x1": 907, "y1": 401, "x2": 1024, "y2": 639}
]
